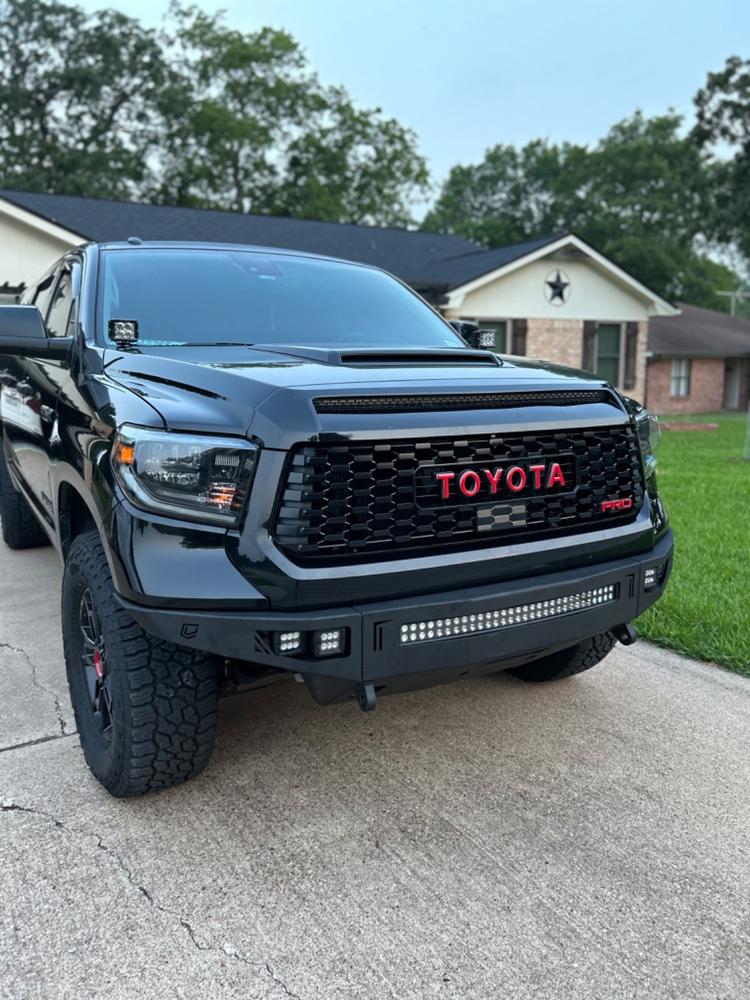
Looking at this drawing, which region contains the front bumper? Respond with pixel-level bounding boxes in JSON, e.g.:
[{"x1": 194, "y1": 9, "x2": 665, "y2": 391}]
[{"x1": 120, "y1": 529, "x2": 673, "y2": 702}]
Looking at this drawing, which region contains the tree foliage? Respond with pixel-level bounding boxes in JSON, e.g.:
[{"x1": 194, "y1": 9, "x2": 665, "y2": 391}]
[
  {"x1": 0, "y1": 0, "x2": 429, "y2": 224},
  {"x1": 0, "y1": 0, "x2": 169, "y2": 199},
  {"x1": 424, "y1": 112, "x2": 740, "y2": 308},
  {"x1": 693, "y1": 55, "x2": 750, "y2": 263}
]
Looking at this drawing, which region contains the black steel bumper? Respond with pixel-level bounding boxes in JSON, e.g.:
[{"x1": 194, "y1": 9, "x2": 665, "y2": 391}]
[{"x1": 119, "y1": 529, "x2": 673, "y2": 703}]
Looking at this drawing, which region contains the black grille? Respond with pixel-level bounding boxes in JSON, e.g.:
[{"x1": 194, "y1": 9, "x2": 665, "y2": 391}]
[
  {"x1": 273, "y1": 424, "x2": 645, "y2": 563},
  {"x1": 313, "y1": 390, "x2": 611, "y2": 414}
]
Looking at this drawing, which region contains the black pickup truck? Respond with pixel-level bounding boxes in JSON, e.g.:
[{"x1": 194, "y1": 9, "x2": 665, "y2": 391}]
[{"x1": 0, "y1": 241, "x2": 672, "y2": 796}]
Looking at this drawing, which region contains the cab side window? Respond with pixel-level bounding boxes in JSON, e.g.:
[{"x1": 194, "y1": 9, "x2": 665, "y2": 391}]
[
  {"x1": 46, "y1": 266, "x2": 77, "y2": 338},
  {"x1": 26, "y1": 270, "x2": 57, "y2": 316}
]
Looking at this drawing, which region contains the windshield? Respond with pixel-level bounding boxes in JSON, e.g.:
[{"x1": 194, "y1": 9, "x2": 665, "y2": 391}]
[{"x1": 97, "y1": 248, "x2": 465, "y2": 350}]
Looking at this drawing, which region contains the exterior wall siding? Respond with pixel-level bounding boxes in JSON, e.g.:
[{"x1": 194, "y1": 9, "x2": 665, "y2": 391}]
[
  {"x1": 646, "y1": 357, "x2": 726, "y2": 414},
  {"x1": 0, "y1": 208, "x2": 75, "y2": 291}
]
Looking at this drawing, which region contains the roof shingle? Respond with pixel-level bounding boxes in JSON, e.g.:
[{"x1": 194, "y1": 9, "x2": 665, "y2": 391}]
[
  {"x1": 0, "y1": 189, "x2": 562, "y2": 290},
  {"x1": 649, "y1": 303, "x2": 750, "y2": 358}
]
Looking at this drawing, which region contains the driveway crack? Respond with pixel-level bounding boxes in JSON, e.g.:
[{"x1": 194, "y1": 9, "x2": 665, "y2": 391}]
[
  {"x1": 0, "y1": 800, "x2": 300, "y2": 998},
  {"x1": 0, "y1": 641, "x2": 71, "y2": 737}
]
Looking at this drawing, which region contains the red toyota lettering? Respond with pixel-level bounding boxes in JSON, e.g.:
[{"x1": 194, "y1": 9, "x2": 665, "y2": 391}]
[
  {"x1": 483, "y1": 467, "x2": 504, "y2": 493},
  {"x1": 547, "y1": 462, "x2": 566, "y2": 488},
  {"x1": 459, "y1": 470, "x2": 481, "y2": 497},
  {"x1": 435, "y1": 472, "x2": 455, "y2": 499},
  {"x1": 506, "y1": 466, "x2": 527, "y2": 492},
  {"x1": 529, "y1": 464, "x2": 545, "y2": 489}
]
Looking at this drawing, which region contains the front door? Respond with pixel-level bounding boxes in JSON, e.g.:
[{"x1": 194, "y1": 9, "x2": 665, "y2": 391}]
[{"x1": 723, "y1": 360, "x2": 741, "y2": 410}]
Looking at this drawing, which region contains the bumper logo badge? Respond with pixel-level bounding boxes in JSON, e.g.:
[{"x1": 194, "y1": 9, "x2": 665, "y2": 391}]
[{"x1": 601, "y1": 497, "x2": 633, "y2": 512}]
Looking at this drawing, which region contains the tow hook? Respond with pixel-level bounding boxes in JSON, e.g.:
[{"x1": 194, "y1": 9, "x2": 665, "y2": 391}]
[
  {"x1": 612, "y1": 623, "x2": 638, "y2": 646},
  {"x1": 356, "y1": 683, "x2": 377, "y2": 712}
]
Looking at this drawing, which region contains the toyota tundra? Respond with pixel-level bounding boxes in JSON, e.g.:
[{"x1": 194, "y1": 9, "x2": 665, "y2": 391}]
[{"x1": 0, "y1": 241, "x2": 672, "y2": 796}]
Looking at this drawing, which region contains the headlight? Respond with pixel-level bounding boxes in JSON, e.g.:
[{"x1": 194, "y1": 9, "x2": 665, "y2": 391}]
[
  {"x1": 112, "y1": 424, "x2": 258, "y2": 525},
  {"x1": 635, "y1": 407, "x2": 660, "y2": 476}
]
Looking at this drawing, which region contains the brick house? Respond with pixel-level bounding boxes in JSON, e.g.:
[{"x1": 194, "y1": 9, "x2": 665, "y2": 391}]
[
  {"x1": 647, "y1": 304, "x2": 750, "y2": 414},
  {"x1": 0, "y1": 189, "x2": 677, "y2": 405}
]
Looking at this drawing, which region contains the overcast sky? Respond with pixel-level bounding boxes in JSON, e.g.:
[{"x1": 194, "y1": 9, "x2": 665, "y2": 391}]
[{"x1": 77, "y1": 0, "x2": 749, "y2": 190}]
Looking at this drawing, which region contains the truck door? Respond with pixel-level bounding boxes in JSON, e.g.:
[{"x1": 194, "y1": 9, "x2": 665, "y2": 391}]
[{"x1": 1, "y1": 262, "x2": 79, "y2": 526}]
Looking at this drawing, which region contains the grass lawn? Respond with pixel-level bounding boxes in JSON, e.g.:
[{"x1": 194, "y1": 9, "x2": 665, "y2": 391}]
[{"x1": 636, "y1": 410, "x2": 750, "y2": 676}]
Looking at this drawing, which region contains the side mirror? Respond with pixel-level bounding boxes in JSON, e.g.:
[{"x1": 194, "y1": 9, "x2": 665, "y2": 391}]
[
  {"x1": 448, "y1": 320, "x2": 496, "y2": 350},
  {"x1": 0, "y1": 305, "x2": 73, "y2": 360}
]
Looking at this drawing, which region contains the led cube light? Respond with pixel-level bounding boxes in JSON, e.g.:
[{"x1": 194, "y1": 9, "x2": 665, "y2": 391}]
[
  {"x1": 313, "y1": 629, "x2": 345, "y2": 657},
  {"x1": 644, "y1": 567, "x2": 658, "y2": 590},
  {"x1": 275, "y1": 631, "x2": 303, "y2": 655},
  {"x1": 400, "y1": 585, "x2": 616, "y2": 645},
  {"x1": 108, "y1": 318, "x2": 139, "y2": 343}
]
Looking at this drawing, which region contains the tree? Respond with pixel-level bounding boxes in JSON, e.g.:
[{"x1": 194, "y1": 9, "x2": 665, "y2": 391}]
[
  {"x1": 269, "y1": 87, "x2": 429, "y2": 226},
  {"x1": 155, "y1": 6, "x2": 429, "y2": 223},
  {"x1": 693, "y1": 56, "x2": 750, "y2": 261},
  {"x1": 0, "y1": 0, "x2": 170, "y2": 199},
  {"x1": 0, "y1": 0, "x2": 429, "y2": 224},
  {"x1": 424, "y1": 112, "x2": 738, "y2": 307}
]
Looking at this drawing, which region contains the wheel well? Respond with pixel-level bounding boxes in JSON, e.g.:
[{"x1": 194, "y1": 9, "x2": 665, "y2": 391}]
[{"x1": 58, "y1": 483, "x2": 96, "y2": 557}]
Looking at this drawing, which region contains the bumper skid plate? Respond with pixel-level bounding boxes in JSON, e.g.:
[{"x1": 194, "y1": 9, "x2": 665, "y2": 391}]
[{"x1": 120, "y1": 530, "x2": 673, "y2": 704}]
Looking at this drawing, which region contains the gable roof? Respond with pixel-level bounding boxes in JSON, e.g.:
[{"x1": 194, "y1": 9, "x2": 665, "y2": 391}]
[
  {"x1": 440, "y1": 232, "x2": 678, "y2": 315},
  {"x1": 412, "y1": 233, "x2": 564, "y2": 286},
  {"x1": 0, "y1": 189, "x2": 477, "y2": 285},
  {"x1": 0, "y1": 190, "x2": 677, "y2": 316},
  {"x1": 649, "y1": 303, "x2": 750, "y2": 358}
]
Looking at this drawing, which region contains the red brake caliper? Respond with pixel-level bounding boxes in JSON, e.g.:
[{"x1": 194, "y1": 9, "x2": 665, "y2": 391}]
[{"x1": 93, "y1": 649, "x2": 104, "y2": 680}]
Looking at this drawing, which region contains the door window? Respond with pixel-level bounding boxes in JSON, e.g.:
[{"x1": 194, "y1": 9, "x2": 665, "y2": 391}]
[
  {"x1": 46, "y1": 267, "x2": 74, "y2": 337},
  {"x1": 29, "y1": 271, "x2": 57, "y2": 318}
]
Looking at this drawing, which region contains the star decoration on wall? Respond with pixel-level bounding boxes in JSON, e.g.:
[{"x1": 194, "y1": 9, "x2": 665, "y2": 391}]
[{"x1": 545, "y1": 269, "x2": 571, "y2": 306}]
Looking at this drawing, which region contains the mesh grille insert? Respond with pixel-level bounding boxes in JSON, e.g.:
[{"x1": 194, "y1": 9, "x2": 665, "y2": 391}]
[{"x1": 273, "y1": 424, "x2": 644, "y2": 564}]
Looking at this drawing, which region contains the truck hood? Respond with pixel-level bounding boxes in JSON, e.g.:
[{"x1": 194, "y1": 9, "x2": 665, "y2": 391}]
[{"x1": 102, "y1": 344, "x2": 626, "y2": 445}]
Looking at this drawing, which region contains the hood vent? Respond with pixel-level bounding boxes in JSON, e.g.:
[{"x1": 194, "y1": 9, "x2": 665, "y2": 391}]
[
  {"x1": 251, "y1": 345, "x2": 500, "y2": 367},
  {"x1": 337, "y1": 349, "x2": 500, "y2": 367},
  {"x1": 314, "y1": 389, "x2": 612, "y2": 414}
]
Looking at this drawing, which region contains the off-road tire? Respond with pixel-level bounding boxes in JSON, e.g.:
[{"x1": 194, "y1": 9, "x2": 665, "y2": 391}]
[
  {"x1": 0, "y1": 451, "x2": 49, "y2": 549},
  {"x1": 62, "y1": 529, "x2": 219, "y2": 797},
  {"x1": 509, "y1": 631, "x2": 617, "y2": 682}
]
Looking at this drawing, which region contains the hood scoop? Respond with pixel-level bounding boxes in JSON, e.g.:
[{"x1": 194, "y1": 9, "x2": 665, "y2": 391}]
[{"x1": 250, "y1": 345, "x2": 501, "y2": 367}]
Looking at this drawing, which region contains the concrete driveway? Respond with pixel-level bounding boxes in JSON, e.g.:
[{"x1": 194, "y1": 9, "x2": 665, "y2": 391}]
[{"x1": 1, "y1": 542, "x2": 748, "y2": 1000}]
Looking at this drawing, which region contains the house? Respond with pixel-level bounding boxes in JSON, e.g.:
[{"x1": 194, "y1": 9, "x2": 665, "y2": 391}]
[
  {"x1": 0, "y1": 189, "x2": 679, "y2": 404},
  {"x1": 647, "y1": 304, "x2": 750, "y2": 414}
]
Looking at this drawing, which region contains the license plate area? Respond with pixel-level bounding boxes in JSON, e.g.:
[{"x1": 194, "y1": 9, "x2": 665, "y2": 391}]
[{"x1": 414, "y1": 453, "x2": 578, "y2": 509}]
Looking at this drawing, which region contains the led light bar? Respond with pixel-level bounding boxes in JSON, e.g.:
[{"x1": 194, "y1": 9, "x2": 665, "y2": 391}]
[{"x1": 400, "y1": 585, "x2": 616, "y2": 645}]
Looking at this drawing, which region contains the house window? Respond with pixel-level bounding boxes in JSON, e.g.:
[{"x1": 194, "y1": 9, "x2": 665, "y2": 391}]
[
  {"x1": 671, "y1": 358, "x2": 691, "y2": 397},
  {"x1": 595, "y1": 324, "x2": 621, "y2": 386}
]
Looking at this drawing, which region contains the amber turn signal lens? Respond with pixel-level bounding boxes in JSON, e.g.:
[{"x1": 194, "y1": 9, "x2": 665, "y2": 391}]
[{"x1": 113, "y1": 440, "x2": 135, "y2": 465}]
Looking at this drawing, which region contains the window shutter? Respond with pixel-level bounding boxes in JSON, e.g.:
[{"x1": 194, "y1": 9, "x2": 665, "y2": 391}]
[
  {"x1": 582, "y1": 321, "x2": 597, "y2": 372},
  {"x1": 511, "y1": 319, "x2": 527, "y2": 355},
  {"x1": 624, "y1": 322, "x2": 638, "y2": 390}
]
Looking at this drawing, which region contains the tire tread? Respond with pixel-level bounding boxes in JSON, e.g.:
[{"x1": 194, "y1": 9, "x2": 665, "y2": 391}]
[
  {"x1": 63, "y1": 530, "x2": 218, "y2": 796},
  {"x1": 510, "y1": 631, "x2": 617, "y2": 682}
]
